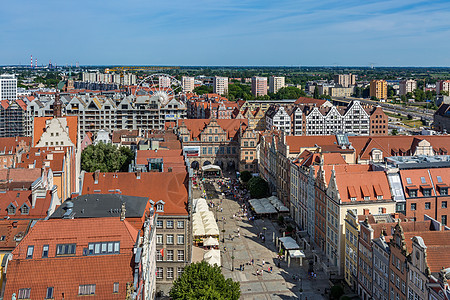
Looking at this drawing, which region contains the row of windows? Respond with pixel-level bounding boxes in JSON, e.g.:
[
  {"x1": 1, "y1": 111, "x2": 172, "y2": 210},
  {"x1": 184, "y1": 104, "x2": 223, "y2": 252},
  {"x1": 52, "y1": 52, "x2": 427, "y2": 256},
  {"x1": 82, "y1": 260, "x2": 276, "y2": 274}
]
[
  {"x1": 156, "y1": 220, "x2": 184, "y2": 229},
  {"x1": 16, "y1": 284, "x2": 119, "y2": 299},
  {"x1": 156, "y1": 234, "x2": 184, "y2": 245},
  {"x1": 156, "y1": 266, "x2": 184, "y2": 279},
  {"x1": 156, "y1": 249, "x2": 185, "y2": 261}
]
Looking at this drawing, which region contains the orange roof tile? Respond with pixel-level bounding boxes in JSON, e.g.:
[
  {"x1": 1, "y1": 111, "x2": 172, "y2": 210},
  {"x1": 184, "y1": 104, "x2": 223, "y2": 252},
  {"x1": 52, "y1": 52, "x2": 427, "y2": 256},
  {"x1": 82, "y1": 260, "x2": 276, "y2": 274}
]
[
  {"x1": 82, "y1": 172, "x2": 189, "y2": 216},
  {"x1": 4, "y1": 217, "x2": 137, "y2": 300}
]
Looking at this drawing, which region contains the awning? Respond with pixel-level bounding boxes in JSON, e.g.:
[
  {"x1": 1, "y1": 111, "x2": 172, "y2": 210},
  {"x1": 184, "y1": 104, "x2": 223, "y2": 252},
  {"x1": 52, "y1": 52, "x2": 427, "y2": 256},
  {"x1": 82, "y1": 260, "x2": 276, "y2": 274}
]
[
  {"x1": 204, "y1": 249, "x2": 221, "y2": 266},
  {"x1": 289, "y1": 249, "x2": 305, "y2": 258},
  {"x1": 249, "y1": 198, "x2": 277, "y2": 214},
  {"x1": 204, "y1": 236, "x2": 219, "y2": 246},
  {"x1": 202, "y1": 165, "x2": 221, "y2": 172},
  {"x1": 279, "y1": 237, "x2": 300, "y2": 250}
]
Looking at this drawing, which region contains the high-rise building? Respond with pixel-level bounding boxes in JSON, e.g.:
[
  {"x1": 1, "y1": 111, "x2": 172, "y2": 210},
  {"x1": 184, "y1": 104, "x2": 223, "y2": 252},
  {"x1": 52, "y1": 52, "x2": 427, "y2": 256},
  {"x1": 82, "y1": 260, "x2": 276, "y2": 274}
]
[
  {"x1": 334, "y1": 74, "x2": 356, "y2": 88},
  {"x1": 252, "y1": 76, "x2": 268, "y2": 97},
  {"x1": 0, "y1": 74, "x2": 17, "y2": 101},
  {"x1": 370, "y1": 80, "x2": 387, "y2": 100},
  {"x1": 436, "y1": 80, "x2": 450, "y2": 95},
  {"x1": 399, "y1": 79, "x2": 417, "y2": 95},
  {"x1": 213, "y1": 76, "x2": 228, "y2": 95},
  {"x1": 159, "y1": 76, "x2": 171, "y2": 88},
  {"x1": 182, "y1": 76, "x2": 195, "y2": 92},
  {"x1": 269, "y1": 76, "x2": 285, "y2": 93}
]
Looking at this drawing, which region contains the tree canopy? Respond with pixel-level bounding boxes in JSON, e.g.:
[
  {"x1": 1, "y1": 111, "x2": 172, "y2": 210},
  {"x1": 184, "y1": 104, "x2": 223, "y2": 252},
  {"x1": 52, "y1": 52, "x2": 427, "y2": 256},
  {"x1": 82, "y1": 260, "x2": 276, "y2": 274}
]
[
  {"x1": 271, "y1": 86, "x2": 306, "y2": 100},
  {"x1": 193, "y1": 85, "x2": 214, "y2": 95},
  {"x1": 169, "y1": 261, "x2": 240, "y2": 300},
  {"x1": 247, "y1": 176, "x2": 269, "y2": 199},
  {"x1": 240, "y1": 171, "x2": 252, "y2": 183},
  {"x1": 227, "y1": 83, "x2": 253, "y2": 100},
  {"x1": 81, "y1": 143, "x2": 134, "y2": 172}
]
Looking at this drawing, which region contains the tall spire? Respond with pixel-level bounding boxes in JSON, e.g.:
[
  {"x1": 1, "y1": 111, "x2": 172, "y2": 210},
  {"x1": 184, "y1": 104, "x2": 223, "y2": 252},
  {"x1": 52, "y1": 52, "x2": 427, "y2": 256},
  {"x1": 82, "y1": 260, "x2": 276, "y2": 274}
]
[{"x1": 53, "y1": 89, "x2": 62, "y2": 118}]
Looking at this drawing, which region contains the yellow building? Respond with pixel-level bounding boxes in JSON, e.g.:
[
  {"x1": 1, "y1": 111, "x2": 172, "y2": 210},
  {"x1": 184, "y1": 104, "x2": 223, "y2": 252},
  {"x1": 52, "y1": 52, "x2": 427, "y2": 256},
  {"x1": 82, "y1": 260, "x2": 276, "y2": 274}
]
[
  {"x1": 344, "y1": 210, "x2": 359, "y2": 291},
  {"x1": 370, "y1": 80, "x2": 387, "y2": 100}
]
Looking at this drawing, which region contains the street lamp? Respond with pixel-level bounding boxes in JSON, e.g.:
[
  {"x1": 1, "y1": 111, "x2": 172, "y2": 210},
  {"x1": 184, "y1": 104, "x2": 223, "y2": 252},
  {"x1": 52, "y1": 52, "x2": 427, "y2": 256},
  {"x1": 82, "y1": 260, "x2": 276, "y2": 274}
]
[
  {"x1": 262, "y1": 227, "x2": 267, "y2": 243},
  {"x1": 231, "y1": 247, "x2": 235, "y2": 272}
]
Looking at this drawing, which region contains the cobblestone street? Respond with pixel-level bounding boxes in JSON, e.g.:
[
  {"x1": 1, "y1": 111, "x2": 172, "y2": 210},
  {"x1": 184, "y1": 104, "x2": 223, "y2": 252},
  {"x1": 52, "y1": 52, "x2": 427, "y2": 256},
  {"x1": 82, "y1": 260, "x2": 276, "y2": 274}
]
[{"x1": 196, "y1": 178, "x2": 330, "y2": 300}]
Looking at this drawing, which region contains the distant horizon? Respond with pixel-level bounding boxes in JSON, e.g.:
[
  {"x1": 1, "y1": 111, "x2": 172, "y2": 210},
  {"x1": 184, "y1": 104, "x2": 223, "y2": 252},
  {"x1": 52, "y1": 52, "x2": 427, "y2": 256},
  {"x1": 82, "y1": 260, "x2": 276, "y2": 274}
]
[
  {"x1": 3, "y1": 64, "x2": 450, "y2": 69},
  {"x1": 2, "y1": 0, "x2": 450, "y2": 67}
]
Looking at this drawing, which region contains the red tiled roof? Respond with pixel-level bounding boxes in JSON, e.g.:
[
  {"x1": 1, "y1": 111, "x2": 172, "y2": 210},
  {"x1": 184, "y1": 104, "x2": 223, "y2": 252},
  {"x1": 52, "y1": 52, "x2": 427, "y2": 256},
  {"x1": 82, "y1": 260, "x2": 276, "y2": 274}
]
[
  {"x1": 0, "y1": 190, "x2": 53, "y2": 220},
  {"x1": 295, "y1": 97, "x2": 327, "y2": 106},
  {"x1": 0, "y1": 137, "x2": 32, "y2": 154},
  {"x1": 179, "y1": 119, "x2": 248, "y2": 141},
  {"x1": 0, "y1": 219, "x2": 32, "y2": 251},
  {"x1": 399, "y1": 169, "x2": 438, "y2": 197},
  {"x1": 82, "y1": 172, "x2": 189, "y2": 215},
  {"x1": 17, "y1": 147, "x2": 69, "y2": 172},
  {"x1": 112, "y1": 129, "x2": 139, "y2": 143},
  {"x1": 334, "y1": 168, "x2": 391, "y2": 203},
  {"x1": 0, "y1": 168, "x2": 42, "y2": 189},
  {"x1": 4, "y1": 218, "x2": 137, "y2": 300},
  {"x1": 285, "y1": 135, "x2": 338, "y2": 154}
]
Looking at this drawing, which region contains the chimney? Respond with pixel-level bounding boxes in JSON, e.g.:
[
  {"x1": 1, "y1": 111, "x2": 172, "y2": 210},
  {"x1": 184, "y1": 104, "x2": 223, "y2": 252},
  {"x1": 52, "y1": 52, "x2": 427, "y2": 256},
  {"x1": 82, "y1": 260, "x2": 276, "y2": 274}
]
[
  {"x1": 62, "y1": 201, "x2": 74, "y2": 219},
  {"x1": 136, "y1": 169, "x2": 141, "y2": 179},
  {"x1": 363, "y1": 209, "x2": 370, "y2": 216},
  {"x1": 394, "y1": 213, "x2": 399, "y2": 219},
  {"x1": 168, "y1": 167, "x2": 172, "y2": 172},
  {"x1": 120, "y1": 202, "x2": 126, "y2": 221},
  {"x1": 94, "y1": 170, "x2": 100, "y2": 184},
  {"x1": 381, "y1": 207, "x2": 387, "y2": 214}
]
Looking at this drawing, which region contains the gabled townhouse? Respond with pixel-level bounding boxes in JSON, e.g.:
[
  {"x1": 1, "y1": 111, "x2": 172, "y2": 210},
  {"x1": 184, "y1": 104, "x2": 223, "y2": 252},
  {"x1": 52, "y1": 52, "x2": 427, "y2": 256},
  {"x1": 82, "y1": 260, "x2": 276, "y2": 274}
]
[
  {"x1": 3, "y1": 217, "x2": 153, "y2": 299},
  {"x1": 0, "y1": 137, "x2": 31, "y2": 169},
  {"x1": 80, "y1": 170, "x2": 191, "y2": 295},
  {"x1": 176, "y1": 118, "x2": 249, "y2": 172}
]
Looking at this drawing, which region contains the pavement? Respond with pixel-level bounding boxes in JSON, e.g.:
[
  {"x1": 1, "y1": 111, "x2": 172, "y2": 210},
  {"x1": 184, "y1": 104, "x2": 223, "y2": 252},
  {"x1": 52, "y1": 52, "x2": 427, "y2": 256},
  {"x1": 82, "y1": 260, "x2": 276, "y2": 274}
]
[{"x1": 197, "y1": 177, "x2": 329, "y2": 300}]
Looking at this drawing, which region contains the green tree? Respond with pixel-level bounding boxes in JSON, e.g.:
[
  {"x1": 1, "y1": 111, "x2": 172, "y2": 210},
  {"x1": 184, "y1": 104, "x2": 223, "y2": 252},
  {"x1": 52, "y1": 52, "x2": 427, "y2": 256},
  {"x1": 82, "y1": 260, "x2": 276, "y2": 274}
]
[
  {"x1": 170, "y1": 261, "x2": 240, "y2": 300},
  {"x1": 193, "y1": 85, "x2": 214, "y2": 95},
  {"x1": 387, "y1": 85, "x2": 395, "y2": 98},
  {"x1": 227, "y1": 83, "x2": 252, "y2": 100},
  {"x1": 274, "y1": 86, "x2": 306, "y2": 100},
  {"x1": 414, "y1": 89, "x2": 425, "y2": 102},
  {"x1": 81, "y1": 143, "x2": 134, "y2": 172},
  {"x1": 247, "y1": 176, "x2": 269, "y2": 199},
  {"x1": 313, "y1": 86, "x2": 319, "y2": 99},
  {"x1": 330, "y1": 285, "x2": 344, "y2": 300},
  {"x1": 240, "y1": 171, "x2": 252, "y2": 183},
  {"x1": 391, "y1": 129, "x2": 398, "y2": 136},
  {"x1": 440, "y1": 91, "x2": 449, "y2": 96}
]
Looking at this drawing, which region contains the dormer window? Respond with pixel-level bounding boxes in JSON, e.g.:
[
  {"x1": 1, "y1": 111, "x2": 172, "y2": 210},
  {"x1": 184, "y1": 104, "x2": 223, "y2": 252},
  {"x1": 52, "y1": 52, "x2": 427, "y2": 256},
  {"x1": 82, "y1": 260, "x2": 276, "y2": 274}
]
[
  {"x1": 7, "y1": 204, "x2": 16, "y2": 215},
  {"x1": 21, "y1": 204, "x2": 29, "y2": 215},
  {"x1": 156, "y1": 200, "x2": 165, "y2": 212},
  {"x1": 377, "y1": 195, "x2": 383, "y2": 200},
  {"x1": 421, "y1": 187, "x2": 432, "y2": 197}
]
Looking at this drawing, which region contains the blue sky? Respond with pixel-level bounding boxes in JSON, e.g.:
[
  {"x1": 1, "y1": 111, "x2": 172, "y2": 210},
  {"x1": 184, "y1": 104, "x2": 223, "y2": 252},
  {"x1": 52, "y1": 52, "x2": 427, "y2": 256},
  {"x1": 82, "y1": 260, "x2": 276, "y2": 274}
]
[{"x1": 1, "y1": 0, "x2": 450, "y2": 66}]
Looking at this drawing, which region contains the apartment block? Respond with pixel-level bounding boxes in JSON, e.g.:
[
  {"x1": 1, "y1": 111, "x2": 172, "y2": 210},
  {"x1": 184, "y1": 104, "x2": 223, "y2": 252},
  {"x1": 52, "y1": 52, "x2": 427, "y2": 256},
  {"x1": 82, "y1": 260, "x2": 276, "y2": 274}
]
[
  {"x1": 334, "y1": 74, "x2": 356, "y2": 88},
  {"x1": 436, "y1": 80, "x2": 450, "y2": 95},
  {"x1": 213, "y1": 76, "x2": 228, "y2": 95},
  {"x1": 251, "y1": 76, "x2": 268, "y2": 97},
  {"x1": 0, "y1": 99, "x2": 26, "y2": 137},
  {"x1": 370, "y1": 80, "x2": 388, "y2": 100},
  {"x1": 0, "y1": 74, "x2": 17, "y2": 101},
  {"x1": 399, "y1": 79, "x2": 417, "y2": 96},
  {"x1": 182, "y1": 76, "x2": 195, "y2": 92},
  {"x1": 269, "y1": 76, "x2": 285, "y2": 93}
]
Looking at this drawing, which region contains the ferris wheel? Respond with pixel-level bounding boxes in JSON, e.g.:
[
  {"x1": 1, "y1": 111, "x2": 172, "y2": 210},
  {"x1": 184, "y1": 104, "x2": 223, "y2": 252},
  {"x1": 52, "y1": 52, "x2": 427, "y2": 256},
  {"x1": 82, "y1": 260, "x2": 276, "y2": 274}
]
[{"x1": 135, "y1": 73, "x2": 184, "y2": 106}]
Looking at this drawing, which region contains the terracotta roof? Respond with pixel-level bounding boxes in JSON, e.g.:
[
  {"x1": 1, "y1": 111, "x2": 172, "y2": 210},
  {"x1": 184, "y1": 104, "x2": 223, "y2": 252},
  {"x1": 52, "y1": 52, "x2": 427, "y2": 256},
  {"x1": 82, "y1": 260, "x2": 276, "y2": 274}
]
[
  {"x1": 0, "y1": 137, "x2": 32, "y2": 154},
  {"x1": 17, "y1": 147, "x2": 69, "y2": 172},
  {"x1": 285, "y1": 135, "x2": 338, "y2": 154},
  {"x1": 0, "y1": 168, "x2": 42, "y2": 190},
  {"x1": 82, "y1": 171, "x2": 189, "y2": 216},
  {"x1": 33, "y1": 116, "x2": 78, "y2": 146},
  {"x1": 136, "y1": 150, "x2": 186, "y2": 172},
  {"x1": 0, "y1": 219, "x2": 32, "y2": 251},
  {"x1": 4, "y1": 218, "x2": 137, "y2": 300},
  {"x1": 0, "y1": 190, "x2": 53, "y2": 220},
  {"x1": 399, "y1": 169, "x2": 437, "y2": 197},
  {"x1": 112, "y1": 129, "x2": 139, "y2": 143},
  {"x1": 179, "y1": 119, "x2": 248, "y2": 141},
  {"x1": 333, "y1": 168, "x2": 391, "y2": 203},
  {"x1": 295, "y1": 97, "x2": 327, "y2": 106}
]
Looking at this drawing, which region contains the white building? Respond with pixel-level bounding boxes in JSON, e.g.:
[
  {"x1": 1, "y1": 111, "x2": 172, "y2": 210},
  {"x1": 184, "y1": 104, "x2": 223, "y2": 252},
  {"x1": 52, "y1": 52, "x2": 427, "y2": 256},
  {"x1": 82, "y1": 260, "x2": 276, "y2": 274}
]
[
  {"x1": 265, "y1": 106, "x2": 291, "y2": 135},
  {"x1": 35, "y1": 117, "x2": 75, "y2": 148},
  {"x1": 159, "y1": 76, "x2": 171, "y2": 88},
  {"x1": 0, "y1": 74, "x2": 17, "y2": 101},
  {"x1": 182, "y1": 76, "x2": 195, "y2": 92},
  {"x1": 269, "y1": 76, "x2": 285, "y2": 94},
  {"x1": 213, "y1": 76, "x2": 228, "y2": 95},
  {"x1": 399, "y1": 79, "x2": 417, "y2": 96}
]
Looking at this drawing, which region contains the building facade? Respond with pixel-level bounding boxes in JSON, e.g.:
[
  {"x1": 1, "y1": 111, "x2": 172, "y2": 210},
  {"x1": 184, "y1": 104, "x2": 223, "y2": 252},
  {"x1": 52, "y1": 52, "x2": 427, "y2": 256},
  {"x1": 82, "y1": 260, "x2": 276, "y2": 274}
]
[
  {"x1": 269, "y1": 76, "x2": 285, "y2": 93},
  {"x1": 399, "y1": 79, "x2": 417, "y2": 96},
  {"x1": 182, "y1": 76, "x2": 195, "y2": 93},
  {"x1": 252, "y1": 76, "x2": 268, "y2": 97},
  {"x1": 213, "y1": 76, "x2": 228, "y2": 95},
  {"x1": 370, "y1": 80, "x2": 388, "y2": 100},
  {"x1": 0, "y1": 74, "x2": 17, "y2": 101}
]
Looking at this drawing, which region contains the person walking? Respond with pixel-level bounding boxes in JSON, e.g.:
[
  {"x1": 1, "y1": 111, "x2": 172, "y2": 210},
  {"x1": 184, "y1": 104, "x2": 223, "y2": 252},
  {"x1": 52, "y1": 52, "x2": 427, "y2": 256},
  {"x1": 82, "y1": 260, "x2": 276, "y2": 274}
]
[{"x1": 262, "y1": 259, "x2": 265, "y2": 266}]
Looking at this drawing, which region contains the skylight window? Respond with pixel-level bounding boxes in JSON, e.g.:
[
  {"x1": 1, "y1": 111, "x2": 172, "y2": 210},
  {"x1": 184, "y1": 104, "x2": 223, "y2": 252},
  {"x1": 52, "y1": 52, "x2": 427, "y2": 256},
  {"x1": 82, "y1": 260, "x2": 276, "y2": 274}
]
[
  {"x1": 420, "y1": 177, "x2": 427, "y2": 184},
  {"x1": 406, "y1": 178, "x2": 412, "y2": 184},
  {"x1": 437, "y1": 176, "x2": 443, "y2": 183}
]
